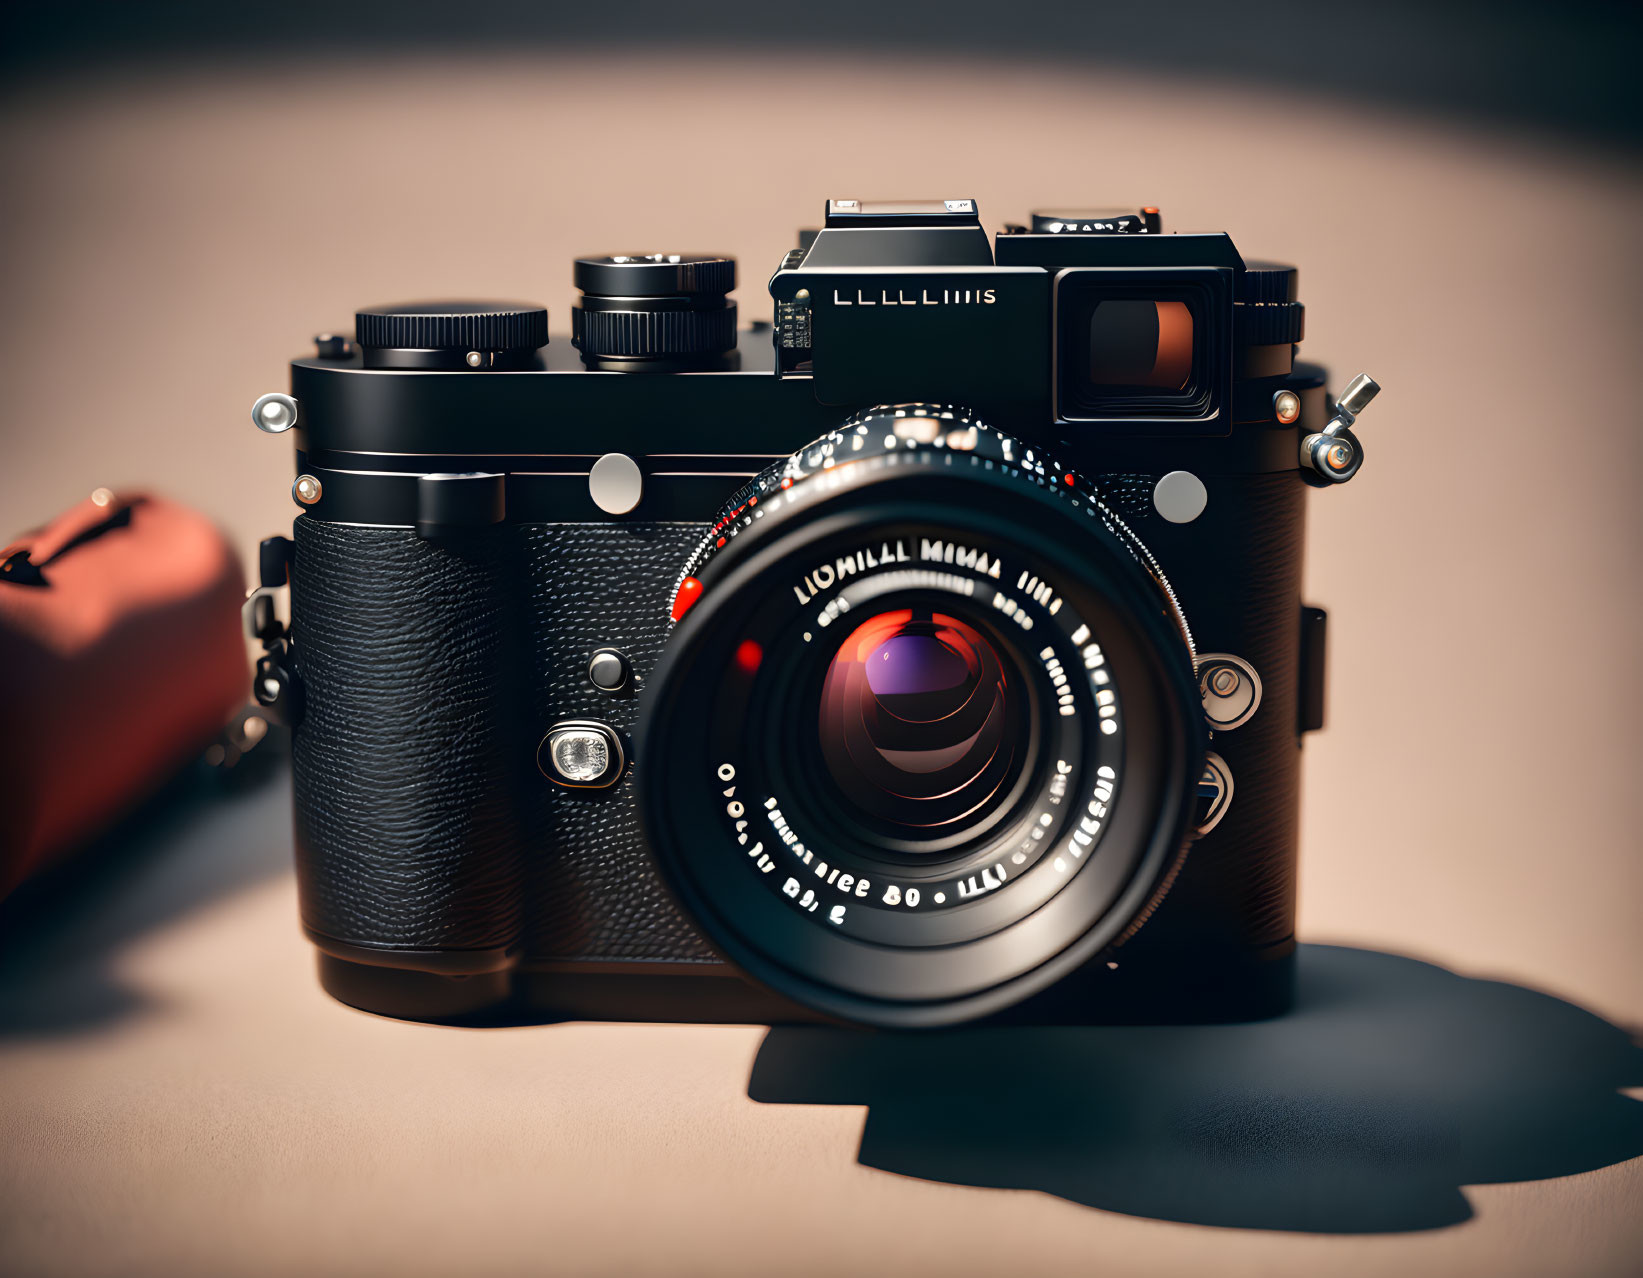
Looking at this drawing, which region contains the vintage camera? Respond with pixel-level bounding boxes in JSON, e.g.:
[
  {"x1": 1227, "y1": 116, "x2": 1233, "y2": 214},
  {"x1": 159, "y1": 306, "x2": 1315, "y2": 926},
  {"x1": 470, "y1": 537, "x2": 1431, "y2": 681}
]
[{"x1": 248, "y1": 199, "x2": 1378, "y2": 1028}]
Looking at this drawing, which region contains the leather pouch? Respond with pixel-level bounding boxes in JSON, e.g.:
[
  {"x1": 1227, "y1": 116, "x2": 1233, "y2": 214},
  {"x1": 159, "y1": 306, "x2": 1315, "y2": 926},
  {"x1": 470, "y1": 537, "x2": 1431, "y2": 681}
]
[{"x1": 0, "y1": 490, "x2": 246, "y2": 898}]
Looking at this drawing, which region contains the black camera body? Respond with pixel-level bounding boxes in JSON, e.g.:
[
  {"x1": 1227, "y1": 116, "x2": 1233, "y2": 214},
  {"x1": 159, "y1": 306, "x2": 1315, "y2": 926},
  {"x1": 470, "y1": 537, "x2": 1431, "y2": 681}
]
[{"x1": 251, "y1": 200, "x2": 1377, "y2": 1029}]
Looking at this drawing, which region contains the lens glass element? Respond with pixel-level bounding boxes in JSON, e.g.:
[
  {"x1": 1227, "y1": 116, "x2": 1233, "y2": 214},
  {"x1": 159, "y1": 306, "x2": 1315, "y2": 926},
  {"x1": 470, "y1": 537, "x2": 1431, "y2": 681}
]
[{"x1": 817, "y1": 609, "x2": 1024, "y2": 839}]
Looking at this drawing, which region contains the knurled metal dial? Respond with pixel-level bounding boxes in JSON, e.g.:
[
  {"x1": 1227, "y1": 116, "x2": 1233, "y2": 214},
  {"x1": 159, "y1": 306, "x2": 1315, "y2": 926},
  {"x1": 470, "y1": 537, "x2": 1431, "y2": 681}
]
[{"x1": 353, "y1": 302, "x2": 548, "y2": 352}]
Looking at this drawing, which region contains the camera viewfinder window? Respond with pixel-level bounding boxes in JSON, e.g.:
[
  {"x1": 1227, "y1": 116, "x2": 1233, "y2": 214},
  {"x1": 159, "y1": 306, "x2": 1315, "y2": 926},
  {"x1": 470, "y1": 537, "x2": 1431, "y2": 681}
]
[
  {"x1": 1056, "y1": 272, "x2": 1225, "y2": 422},
  {"x1": 1087, "y1": 299, "x2": 1195, "y2": 391}
]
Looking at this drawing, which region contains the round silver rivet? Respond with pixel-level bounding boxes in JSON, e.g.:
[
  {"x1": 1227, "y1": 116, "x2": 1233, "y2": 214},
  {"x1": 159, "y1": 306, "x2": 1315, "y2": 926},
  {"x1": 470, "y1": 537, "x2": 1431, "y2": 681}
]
[
  {"x1": 794, "y1": 288, "x2": 810, "y2": 301},
  {"x1": 1153, "y1": 471, "x2": 1208, "y2": 524},
  {"x1": 466, "y1": 351, "x2": 484, "y2": 368},
  {"x1": 252, "y1": 392, "x2": 298, "y2": 434},
  {"x1": 292, "y1": 474, "x2": 323, "y2": 505},
  {"x1": 90, "y1": 487, "x2": 114, "y2": 508},
  {"x1": 1273, "y1": 390, "x2": 1301, "y2": 424},
  {"x1": 589, "y1": 453, "x2": 643, "y2": 515}
]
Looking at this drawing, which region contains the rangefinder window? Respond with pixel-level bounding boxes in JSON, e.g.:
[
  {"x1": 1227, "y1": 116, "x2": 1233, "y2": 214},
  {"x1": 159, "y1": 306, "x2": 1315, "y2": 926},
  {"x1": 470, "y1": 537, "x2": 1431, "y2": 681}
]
[{"x1": 1054, "y1": 271, "x2": 1226, "y2": 423}]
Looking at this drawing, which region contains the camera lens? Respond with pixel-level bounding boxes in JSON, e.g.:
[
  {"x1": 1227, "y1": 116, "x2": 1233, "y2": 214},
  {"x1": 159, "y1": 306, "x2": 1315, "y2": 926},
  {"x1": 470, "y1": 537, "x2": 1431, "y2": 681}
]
[
  {"x1": 817, "y1": 609, "x2": 1024, "y2": 839},
  {"x1": 639, "y1": 407, "x2": 1204, "y2": 1028}
]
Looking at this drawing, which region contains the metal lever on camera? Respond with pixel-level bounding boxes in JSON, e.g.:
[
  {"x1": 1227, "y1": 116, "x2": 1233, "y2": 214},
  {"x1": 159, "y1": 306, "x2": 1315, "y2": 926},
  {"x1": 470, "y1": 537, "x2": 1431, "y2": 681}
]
[
  {"x1": 243, "y1": 534, "x2": 304, "y2": 727},
  {"x1": 1301, "y1": 373, "x2": 1379, "y2": 484}
]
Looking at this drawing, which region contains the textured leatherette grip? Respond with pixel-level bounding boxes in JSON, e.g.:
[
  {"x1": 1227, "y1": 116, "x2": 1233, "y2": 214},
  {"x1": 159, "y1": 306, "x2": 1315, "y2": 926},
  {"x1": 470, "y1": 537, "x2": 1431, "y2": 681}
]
[
  {"x1": 514, "y1": 522, "x2": 719, "y2": 965},
  {"x1": 290, "y1": 518, "x2": 526, "y2": 958}
]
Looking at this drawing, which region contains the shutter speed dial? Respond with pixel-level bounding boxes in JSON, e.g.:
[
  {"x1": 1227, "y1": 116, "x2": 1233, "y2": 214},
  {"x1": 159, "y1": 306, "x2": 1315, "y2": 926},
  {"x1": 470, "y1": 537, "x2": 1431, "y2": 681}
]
[{"x1": 572, "y1": 254, "x2": 738, "y2": 371}]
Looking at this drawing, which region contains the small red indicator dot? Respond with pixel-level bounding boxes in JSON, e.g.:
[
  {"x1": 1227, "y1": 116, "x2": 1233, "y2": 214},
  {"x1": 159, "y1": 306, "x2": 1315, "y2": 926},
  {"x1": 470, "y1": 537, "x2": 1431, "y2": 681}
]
[
  {"x1": 1064, "y1": 473, "x2": 1075, "y2": 486},
  {"x1": 715, "y1": 536, "x2": 726, "y2": 548},
  {"x1": 734, "y1": 639, "x2": 763, "y2": 673},
  {"x1": 671, "y1": 576, "x2": 704, "y2": 622},
  {"x1": 781, "y1": 478, "x2": 793, "y2": 489},
  {"x1": 749, "y1": 496, "x2": 757, "y2": 506}
]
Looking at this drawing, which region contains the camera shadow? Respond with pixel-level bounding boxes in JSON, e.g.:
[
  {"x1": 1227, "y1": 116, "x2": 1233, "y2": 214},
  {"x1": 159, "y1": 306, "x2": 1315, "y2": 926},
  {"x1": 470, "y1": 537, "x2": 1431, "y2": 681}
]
[
  {"x1": 0, "y1": 746, "x2": 291, "y2": 1038},
  {"x1": 748, "y1": 945, "x2": 1643, "y2": 1233}
]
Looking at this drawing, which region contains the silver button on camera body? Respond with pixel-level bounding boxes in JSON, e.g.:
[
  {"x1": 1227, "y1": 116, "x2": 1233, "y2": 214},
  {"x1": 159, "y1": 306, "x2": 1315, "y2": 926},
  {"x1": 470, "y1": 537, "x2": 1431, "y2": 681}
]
[
  {"x1": 1153, "y1": 470, "x2": 1208, "y2": 524},
  {"x1": 589, "y1": 453, "x2": 643, "y2": 515},
  {"x1": 588, "y1": 648, "x2": 630, "y2": 692},
  {"x1": 252, "y1": 392, "x2": 299, "y2": 434},
  {"x1": 538, "y1": 719, "x2": 624, "y2": 788}
]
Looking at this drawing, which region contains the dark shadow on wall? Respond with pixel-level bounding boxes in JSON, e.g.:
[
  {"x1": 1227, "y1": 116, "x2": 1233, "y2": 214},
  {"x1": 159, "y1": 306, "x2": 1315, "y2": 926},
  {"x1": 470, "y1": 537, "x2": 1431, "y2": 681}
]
[
  {"x1": 2, "y1": 1, "x2": 1640, "y2": 149},
  {"x1": 749, "y1": 945, "x2": 1643, "y2": 1233}
]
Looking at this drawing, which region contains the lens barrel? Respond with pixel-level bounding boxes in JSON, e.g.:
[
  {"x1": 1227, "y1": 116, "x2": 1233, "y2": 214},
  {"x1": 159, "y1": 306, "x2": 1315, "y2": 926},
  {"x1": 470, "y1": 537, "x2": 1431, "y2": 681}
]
[{"x1": 639, "y1": 407, "x2": 1204, "y2": 1028}]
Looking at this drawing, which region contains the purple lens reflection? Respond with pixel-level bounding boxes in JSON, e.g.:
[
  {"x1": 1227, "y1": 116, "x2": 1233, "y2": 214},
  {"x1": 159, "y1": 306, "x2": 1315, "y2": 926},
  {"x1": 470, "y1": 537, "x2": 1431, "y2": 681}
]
[{"x1": 817, "y1": 609, "x2": 1024, "y2": 838}]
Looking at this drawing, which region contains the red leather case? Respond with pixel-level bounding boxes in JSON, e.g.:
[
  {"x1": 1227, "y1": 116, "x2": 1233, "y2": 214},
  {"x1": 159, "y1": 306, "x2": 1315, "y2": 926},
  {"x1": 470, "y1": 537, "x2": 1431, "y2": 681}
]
[{"x1": 0, "y1": 491, "x2": 246, "y2": 898}]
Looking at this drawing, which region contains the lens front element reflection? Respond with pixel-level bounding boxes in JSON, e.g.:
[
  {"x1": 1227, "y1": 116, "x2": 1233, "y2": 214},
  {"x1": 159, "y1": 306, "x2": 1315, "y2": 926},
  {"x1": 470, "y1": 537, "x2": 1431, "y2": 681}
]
[{"x1": 818, "y1": 609, "x2": 1023, "y2": 838}]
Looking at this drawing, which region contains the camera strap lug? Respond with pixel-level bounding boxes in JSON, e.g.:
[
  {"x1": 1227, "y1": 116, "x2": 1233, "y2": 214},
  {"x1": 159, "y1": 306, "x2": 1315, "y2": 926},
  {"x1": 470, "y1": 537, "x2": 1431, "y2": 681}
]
[
  {"x1": 244, "y1": 533, "x2": 303, "y2": 726},
  {"x1": 1302, "y1": 372, "x2": 1379, "y2": 483},
  {"x1": 243, "y1": 536, "x2": 294, "y2": 644}
]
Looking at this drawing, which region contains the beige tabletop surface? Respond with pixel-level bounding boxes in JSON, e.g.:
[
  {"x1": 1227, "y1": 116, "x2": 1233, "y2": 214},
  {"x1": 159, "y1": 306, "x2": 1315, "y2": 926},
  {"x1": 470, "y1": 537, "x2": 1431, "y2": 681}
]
[{"x1": 2, "y1": 49, "x2": 1641, "y2": 1278}]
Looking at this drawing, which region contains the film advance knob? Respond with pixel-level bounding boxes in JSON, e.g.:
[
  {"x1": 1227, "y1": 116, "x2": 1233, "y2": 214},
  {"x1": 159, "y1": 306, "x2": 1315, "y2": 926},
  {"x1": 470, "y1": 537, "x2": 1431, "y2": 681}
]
[{"x1": 354, "y1": 301, "x2": 548, "y2": 370}]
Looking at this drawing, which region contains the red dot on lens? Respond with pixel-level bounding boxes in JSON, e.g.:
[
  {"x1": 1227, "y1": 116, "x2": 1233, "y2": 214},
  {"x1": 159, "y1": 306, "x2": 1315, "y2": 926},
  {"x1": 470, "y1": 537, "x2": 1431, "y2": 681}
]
[
  {"x1": 1064, "y1": 473, "x2": 1075, "y2": 486},
  {"x1": 734, "y1": 639, "x2": 763, "y2": 673}
]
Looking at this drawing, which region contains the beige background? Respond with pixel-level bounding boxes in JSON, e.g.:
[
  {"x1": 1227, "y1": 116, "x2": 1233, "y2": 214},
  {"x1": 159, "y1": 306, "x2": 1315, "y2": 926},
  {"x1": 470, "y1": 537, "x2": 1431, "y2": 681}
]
[{"x1": 2, "y1": 49, "x2": 1641, "y2": 1277}]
